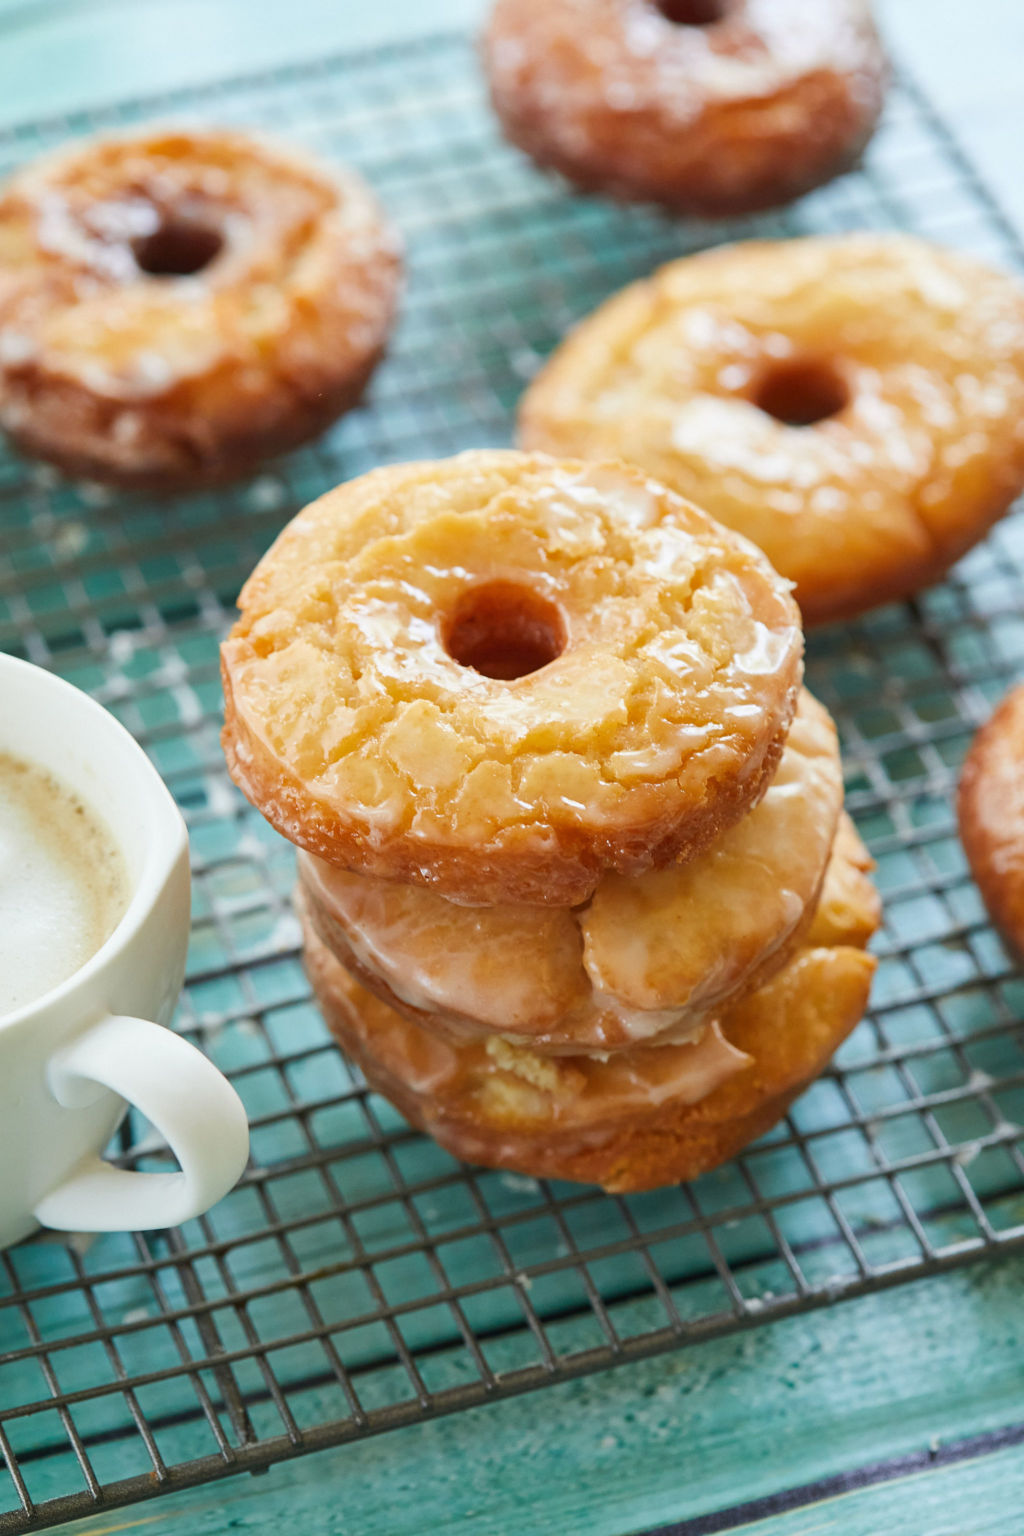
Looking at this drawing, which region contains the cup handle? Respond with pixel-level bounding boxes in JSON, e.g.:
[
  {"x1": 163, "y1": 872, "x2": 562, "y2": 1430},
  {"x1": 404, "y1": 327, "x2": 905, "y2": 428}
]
[{"x1": 33, "y1": 1015, "x2": 250, "y2": 1233}]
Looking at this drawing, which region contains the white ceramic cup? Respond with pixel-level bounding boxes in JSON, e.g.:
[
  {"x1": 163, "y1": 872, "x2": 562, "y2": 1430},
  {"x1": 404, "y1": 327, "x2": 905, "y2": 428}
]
[{"x1": 0, "y1": 652, "x2": 249, "y2": 1250}]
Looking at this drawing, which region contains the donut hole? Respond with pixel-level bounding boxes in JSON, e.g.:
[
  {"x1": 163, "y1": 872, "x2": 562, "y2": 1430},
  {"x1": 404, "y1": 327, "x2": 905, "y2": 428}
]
[
  {"x1": 654, "y1": 0, "x2": 728, "y2": 24},
  {"x1": 445, "y1": 582, "x2": 566, "y2": 680},
  {"x1": 133, "y1": 214, "x2": 224, "y2": 277},
  {"x1": 753, "y1": 357, "x2": 849, "y2": 427}
]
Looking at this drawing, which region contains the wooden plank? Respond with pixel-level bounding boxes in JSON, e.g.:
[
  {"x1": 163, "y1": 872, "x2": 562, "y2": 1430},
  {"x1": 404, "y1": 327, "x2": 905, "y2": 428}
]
[
  {"x1": 51, "y1": 1253, "x2": 1024, "y2": 1536},
  {"x1": 696, "y1": 1439, "x2": 1024, "y2": 1536}
]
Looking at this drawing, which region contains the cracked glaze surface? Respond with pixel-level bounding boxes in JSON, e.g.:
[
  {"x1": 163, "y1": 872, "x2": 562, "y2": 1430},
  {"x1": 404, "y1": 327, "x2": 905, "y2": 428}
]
[
  {"x1": 300, "y1": 817, "x2": 879, "y2": 1192},
  {"x1": 299, "y1": 690, "x2": 842, "y2": 1054},
  {"x1": 222, "y1": 451, "x2": 803, "y2": 905},
  {"x1": 483, "y1": 0, "x2": 888, "y2": 215},
  {"x1": 521, "y1": 235, "x2": 1024, "y2": 624},
  {"x1": 0, "y1": 129, "x2": 401, "y2": 485}
]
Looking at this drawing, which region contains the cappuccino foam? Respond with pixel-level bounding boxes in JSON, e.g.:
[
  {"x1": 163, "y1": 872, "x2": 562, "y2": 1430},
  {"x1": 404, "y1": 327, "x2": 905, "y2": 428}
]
[{"x1": 0, "y1": 753, "x2": 129, "y2": 1016}]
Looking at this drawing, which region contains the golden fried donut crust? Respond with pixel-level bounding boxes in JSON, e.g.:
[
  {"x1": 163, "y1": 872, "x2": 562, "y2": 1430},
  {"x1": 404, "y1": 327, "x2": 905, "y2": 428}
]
[
  {"x1": 298, "y1": 690, "x2": 842, "y2": 1053},
  {"x1": 520, "y1": 236, "x2": 1024, "y2": 625},
  {"x1": 222, "y1": 451, "x2": 803, "y2": 905},
  {"x1": 958, "y1": 684, "x2": 1024, "y2": 954},
  {"x1": 0, "y1": 129, "x2": 401, "y2": 487},
  {"x1": 299, "y1": 821, "x2": 879, "y2": 1192},
  {"x1": 808, "y1": 811, "x2": 882, "y2": 949},
  {"x1": 482, "y1": 0, "x2": 888, "y2": 217}
]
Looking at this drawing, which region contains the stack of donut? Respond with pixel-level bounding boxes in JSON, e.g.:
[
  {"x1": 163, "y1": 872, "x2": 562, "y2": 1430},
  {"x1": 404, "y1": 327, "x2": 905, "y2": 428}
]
[{"x1": 221, "y1": 449, "x2": 880, "y2": 1191}]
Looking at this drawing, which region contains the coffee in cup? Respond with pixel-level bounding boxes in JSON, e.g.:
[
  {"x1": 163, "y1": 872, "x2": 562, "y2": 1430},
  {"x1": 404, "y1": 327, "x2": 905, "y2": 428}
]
[{"x1": 0, "y1": 751, "x2": 129, "y2": 1016}]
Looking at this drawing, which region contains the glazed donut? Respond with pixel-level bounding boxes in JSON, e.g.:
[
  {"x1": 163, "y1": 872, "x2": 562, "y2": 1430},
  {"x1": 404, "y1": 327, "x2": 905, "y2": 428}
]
[
  {"x1": 520, "y1": 235, "x2": 1024, "y2": 625},
  {"x1": 958, "y1": 684, "x2": 1024, "y2": 954},
  {"x1": 482, "y1": 0, "x2": 888, "y2": 217},
  {"x1": 299, "y1": 819, "x2": 879, "y2": 1192},
  {"x1": 810, "y1": 811, "x2": 882, "y2": 950},
  {"x1": 0, "y1": 129, "x2": 401, "y2": 487},
  {"x1": 222, "y1": 451, "x2": 803, "y2": 906},
  {"x1": 299, "y1": 690, "x2": 843, "y2": 1054}
]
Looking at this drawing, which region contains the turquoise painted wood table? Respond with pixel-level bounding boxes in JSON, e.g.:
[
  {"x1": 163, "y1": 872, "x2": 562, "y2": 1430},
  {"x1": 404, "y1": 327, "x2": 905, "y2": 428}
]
[{"x1": 1, "y1": 4, "x2": 1023, "y2": 1534}]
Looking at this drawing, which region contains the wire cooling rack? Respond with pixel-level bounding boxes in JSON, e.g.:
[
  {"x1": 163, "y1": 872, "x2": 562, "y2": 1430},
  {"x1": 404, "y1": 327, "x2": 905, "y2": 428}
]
[{"x1": 1, "y1": 28, "x2": 1024, "y2": 1533}]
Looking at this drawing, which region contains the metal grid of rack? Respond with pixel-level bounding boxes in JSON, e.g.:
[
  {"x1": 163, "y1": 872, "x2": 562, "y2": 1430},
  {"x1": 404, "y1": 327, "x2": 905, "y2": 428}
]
[{"x1": 1, "y1": 29, "x2": 1023, "y2": 1533}]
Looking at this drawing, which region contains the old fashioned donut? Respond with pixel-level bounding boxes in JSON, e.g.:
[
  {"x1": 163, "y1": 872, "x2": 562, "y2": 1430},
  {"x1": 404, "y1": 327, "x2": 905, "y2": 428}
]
[
  {"x1": 299, "y1": 820, "x2": 879, "y2": 1192},
  {"x1": 482, "y1": 0, "x2": 888, "y2": 217},
  {"x1": 222, "y1": 451, "x2": 803, "y2": 906},
  {"x1": 808, "y1": 812, "x2": 882, "y2": 950},
  {"x1": 0, "y1": 129, "x2": 400, "y2": 487},
  {"x1": 520, "y1": 236, "x2": 1024, "y2": 625},
  {"x1": 299, "y1": 690, "x2": 842, "y2": 1054},
  {"x1": 958, "y1": 684, "x2": 1024, "y2": 954}
]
